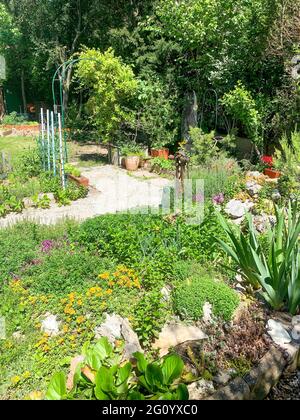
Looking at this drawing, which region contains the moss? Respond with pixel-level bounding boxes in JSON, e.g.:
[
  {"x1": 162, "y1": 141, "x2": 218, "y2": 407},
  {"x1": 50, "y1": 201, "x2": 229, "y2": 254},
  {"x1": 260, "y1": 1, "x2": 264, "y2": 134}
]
[{"x1": 173, "y1": 275, "x2": 240, "y2": 322}]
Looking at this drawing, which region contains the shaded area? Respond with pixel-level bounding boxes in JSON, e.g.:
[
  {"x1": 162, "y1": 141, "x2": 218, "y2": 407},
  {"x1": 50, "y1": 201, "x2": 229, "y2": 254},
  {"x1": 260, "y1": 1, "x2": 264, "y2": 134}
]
[{"x1": 266, "y1": 371, "x2": 300, "y2": 400}]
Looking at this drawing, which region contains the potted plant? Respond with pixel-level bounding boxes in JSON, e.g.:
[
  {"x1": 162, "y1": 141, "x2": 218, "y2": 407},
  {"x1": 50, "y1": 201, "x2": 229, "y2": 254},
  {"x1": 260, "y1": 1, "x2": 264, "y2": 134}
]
[
  {"x1": 261, "y1": 155, "x2": 281, "y2": 179},
  {"x1": 150, "y1": 140, "x2": 169, "y2": 160},
  {"x1": 65, "y1": 164, "x2": 89, "y2": 187},
  {"x1": 121, "y1": 145, "x2": 143, "y2": 171}
]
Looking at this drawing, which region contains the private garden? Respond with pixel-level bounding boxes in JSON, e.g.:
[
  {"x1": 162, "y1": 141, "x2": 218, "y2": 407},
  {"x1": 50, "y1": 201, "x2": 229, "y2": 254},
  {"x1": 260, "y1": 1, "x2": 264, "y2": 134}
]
[{"x1": 0, "y1": 0, "x2": 300, "y2": 401}]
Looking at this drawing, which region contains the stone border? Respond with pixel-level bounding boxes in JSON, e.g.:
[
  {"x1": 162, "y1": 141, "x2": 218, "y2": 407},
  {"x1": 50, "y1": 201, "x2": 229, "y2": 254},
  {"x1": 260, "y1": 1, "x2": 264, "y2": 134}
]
[{"x1": 207, "y1": 344, "x2": 300, "y2": 400}]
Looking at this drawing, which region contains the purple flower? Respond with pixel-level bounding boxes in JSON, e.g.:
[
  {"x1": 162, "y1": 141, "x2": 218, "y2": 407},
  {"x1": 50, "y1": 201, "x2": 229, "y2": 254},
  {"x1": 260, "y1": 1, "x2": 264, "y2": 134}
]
[
  {"x1": 41, "y1": 240, "x2": 54, "y2": 254},
  {"x1": 212, "y1": 193, "x2": 225, "y2": 205}
]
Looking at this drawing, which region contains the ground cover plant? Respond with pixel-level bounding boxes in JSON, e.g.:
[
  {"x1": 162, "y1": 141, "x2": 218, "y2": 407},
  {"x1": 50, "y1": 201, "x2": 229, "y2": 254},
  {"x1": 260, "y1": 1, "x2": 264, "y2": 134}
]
[{"x1": 0, "y1": 208, "x2": 236, "y2": 400}]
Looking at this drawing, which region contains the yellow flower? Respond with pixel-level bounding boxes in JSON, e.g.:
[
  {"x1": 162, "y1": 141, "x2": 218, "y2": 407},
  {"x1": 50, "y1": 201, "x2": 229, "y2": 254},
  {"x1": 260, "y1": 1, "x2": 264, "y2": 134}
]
[
  {"x1": 63, "y1": 325, "x2": 69, "y2": 333},
  {"x1": 99, "y1": 272, "x2": 110, "y2": 280},
  {"x1": 11, "y1": 376, "x2": 21, "y2": 385},
  {"x1": 69, "y1": 335, "x2": 76, "y2": 341},
  {"x1": 77, "y1": 299, "x2": 83, "y2": 306},
  {"x1": 57, "y1": 338, "x2": 64, "y2": 344},
  {"x1": 22, "y1": 371, "x2": 31, "y2": 379},
  {"x1": 60, "y1": 298, "x2": 67, "y2": 305},
  {"x1": 76, "y1": 316, "x2": 85, "y2": 325},
  {"x1": 28, "y1": 391, "x2": 43, "y2": 400},
  {"x1": 105, "y1": 289, "x2": 113, "y2": 295}
]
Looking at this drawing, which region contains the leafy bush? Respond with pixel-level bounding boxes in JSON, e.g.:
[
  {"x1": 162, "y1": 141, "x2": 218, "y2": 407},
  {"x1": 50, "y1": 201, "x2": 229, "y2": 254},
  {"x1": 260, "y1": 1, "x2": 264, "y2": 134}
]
[
  {"x1": 172, "y1": 275, "x2": 239, "y2": 322},
  {"x1": 221, "y1": 82, "x2": 262, "y2": 152},
  {"x1": 135, "y1": 77, "x2": 177, "y2": 149},
  {"x1": 64, "y1": 164, "x2": 81, "y2": 178},
  {"x1": 1, "y1": 112, "x2": 28, "y2": 125},
  {"x1": 120, "y1": 144, "x2": 144, "y2": 157},
  {"x1": 12, "y1": 148, "x2": 42, "y2": 179},
  {"x1": 189, "y1": 128, "x2": 218, "y2": 165},
  {"x1": 133, "y1": 290, "x2": 168, "y2": 348},
  {"x1": 150, "y1": 157, "x2": 175, "y2": 173},
  {"x1": 75, "y1": 48, "x2": 138, "y2": 143},
  {"x1": 217, "y1": 202, "x2": 300, "y2": 314},
  {"x1": 46, "y1": 337, "x2": 188, "y2": 400},
  {"x1": 275, "y1": 131, "x2": 300, "y2": 201}
]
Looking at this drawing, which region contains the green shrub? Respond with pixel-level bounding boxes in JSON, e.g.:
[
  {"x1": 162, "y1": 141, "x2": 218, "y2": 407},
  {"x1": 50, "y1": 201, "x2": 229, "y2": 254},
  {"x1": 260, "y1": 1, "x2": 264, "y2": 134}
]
[
  {"x1": 217, "y1": 202, "x2": 300, "y2": 314},
  {"x1": 64, "y1": 164, "x2": 81, "y2": 177},
  {"x1": 13, "y1": 148, "x2": 42, "y2": 179},
  {"x1": 133, "y1": 290, "x2": 168, "y2": 348},
  {"x1": 173, "y1": 275, "x2": 239, "y2": 322}
]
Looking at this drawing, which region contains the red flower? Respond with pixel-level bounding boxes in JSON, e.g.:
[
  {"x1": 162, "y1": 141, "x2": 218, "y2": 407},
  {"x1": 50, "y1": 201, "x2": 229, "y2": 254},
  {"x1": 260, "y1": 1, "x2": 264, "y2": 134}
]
[{"x1": 261, "y1": 155, "x2": 273, "y2": 167}]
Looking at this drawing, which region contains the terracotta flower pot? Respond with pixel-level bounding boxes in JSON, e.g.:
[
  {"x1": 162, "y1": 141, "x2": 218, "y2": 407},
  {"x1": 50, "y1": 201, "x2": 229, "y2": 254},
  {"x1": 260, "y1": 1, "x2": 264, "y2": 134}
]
[
  {"x1": 150, "y1": 148, "x2": 169, "y2": 160},
  {"x1": 264, "y1": 168, "x2": 281, "y2": 179},
  {"x1": 125, "y1": 156, "x2": 140, "y2": 171},
  {"x1": 68, "y1": 174, "x2": 89, "y2": 187}
]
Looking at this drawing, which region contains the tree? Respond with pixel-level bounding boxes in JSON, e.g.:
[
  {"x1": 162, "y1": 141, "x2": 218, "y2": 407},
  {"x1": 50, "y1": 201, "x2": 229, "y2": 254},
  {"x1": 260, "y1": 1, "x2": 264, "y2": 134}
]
[{"x1": 75, "y1": 48, "x2": 138, "y2": 142}]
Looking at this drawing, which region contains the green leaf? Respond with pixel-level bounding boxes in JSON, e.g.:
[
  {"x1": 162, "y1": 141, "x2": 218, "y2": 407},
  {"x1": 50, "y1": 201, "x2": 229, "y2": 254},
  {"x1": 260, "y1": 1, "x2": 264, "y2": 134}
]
[
  {"x1": 116, "y1": 363, "x2": 132, "y2": 386},
  {"x1": 45, "y1": 372, "x2": 67, "y2": 400},
  {"x1": 161, "y1": 354, "x2": 184, "y2": 385},
  {"x1": 95, "y1": 366, "x2": 115, "y2": 394},
  {"x1": 133, "y1": 352, "x2": 148, "y2": 373},
  {"x1": 145, "y1": 363, "x2": 164, "y2": 391}
]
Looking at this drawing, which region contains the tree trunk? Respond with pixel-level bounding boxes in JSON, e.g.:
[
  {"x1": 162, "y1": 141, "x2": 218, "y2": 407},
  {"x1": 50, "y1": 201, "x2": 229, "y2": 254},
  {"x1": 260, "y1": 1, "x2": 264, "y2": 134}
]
[
  {"x1": 181, "y1": 90, "x2": 198, "y2": 150},
  {"x1": 21, "y1": 69, "x2": 27, "y2": 114}
]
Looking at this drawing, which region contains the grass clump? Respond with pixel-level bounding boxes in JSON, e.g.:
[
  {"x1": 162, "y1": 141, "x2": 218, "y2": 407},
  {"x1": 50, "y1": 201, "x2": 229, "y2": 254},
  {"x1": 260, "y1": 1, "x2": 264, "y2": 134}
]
[{"x1": 173, "y1": 275, "x2": 239, "y2": 322}]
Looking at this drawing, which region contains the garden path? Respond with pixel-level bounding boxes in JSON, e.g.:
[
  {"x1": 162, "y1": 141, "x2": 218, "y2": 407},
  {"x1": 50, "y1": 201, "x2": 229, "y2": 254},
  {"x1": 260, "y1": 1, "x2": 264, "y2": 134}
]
[{"x1": 0, "y1": 165, "x2": 171, "y2": 229}]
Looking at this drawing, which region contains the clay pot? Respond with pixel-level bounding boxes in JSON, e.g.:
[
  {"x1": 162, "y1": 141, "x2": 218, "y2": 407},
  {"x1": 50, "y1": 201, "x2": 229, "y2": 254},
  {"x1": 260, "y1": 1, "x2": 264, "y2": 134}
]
[
  {"x1": 150, "y1": 148, "x2": 169, "y2": 160},
  {"x1": 124, "y1": 156, "x2": 140, "y2": 171},
  {"x1": 264, "y1": 168, "x2": 281, "y2": 179},
  {"x1": 68, "y1": 174, "x2": 89, "y2": 187}
]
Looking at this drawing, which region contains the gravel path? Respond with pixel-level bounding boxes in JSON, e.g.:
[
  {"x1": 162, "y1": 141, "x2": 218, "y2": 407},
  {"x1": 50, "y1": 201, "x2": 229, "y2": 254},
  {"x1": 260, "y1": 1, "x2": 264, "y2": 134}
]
[{"x1": 0, "y1": 166, "x2": 171, "y2": 228}]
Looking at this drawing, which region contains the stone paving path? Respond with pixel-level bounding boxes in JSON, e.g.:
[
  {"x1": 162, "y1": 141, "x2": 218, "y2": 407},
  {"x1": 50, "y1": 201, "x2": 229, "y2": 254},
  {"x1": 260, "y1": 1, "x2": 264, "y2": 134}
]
[{"x1": 0, "y1": 166, "x2": 171, "y2": 229}]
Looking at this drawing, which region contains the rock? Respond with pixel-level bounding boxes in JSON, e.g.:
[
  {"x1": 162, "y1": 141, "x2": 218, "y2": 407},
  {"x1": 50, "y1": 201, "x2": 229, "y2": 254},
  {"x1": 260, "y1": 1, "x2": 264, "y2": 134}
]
[
  {"x1": 245, "y1": 181, "x2": 262, "y2": 197},
  {"x1": 292, "y1": 316, "x2": 300, "y2": 326},
  {"x1": 153, "y1": 322, "x2": 208, "y2": 357},
  {"x1": 160, "y1": 286, "x2": 172, "y2": 302},
  {"x1": 202, "y1": 302, "x2": 213, "y2": 324},
  {"x1": 94, "y1": 313, "x2": 121, "y2": 343},
  {"x1": 120, "y1": 317, "x2": 143, "y2": 360},
  {"x1": 94, "y1": 313, "x2": 142, "y2": 360},
  {"x1": 272, "y1": 190, "x2": 281, "y2": 202},
  {"x1": 267, "y1": 319, "x2": 291, "y2": 346},
  {"x1": 12, "y1": 331, "x2": 25, "y2": 341},
  {"x1": 23, "y1": 197, "x2": 34, "y2": 209},
  {"x1": 41, "y1": 313, "x2": 61, "y2": 337},
  {"x1": 214, "y1": 370, "x2": 232, "y2": 386},
  {"x1": 253, "y1": 215, "x2": 270, "y2": 233},
  {"x1": 246, "y1": 171, "x2": 261, "y2": 179},
  {"x1": 207, "y1": 377, "x2": 251, "y2": 400},
  {"x1": 225, "y1": 199, "x2": 254, "y2": 219},
  {"x1": 291, "y1": 325, "x2": 300, "y2": 342},
  {"x1": 188, "y1": 379, "x2": 215, "y2": 400}
]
